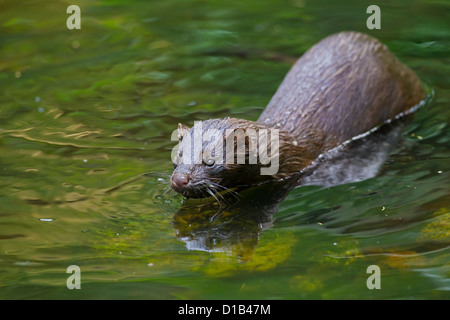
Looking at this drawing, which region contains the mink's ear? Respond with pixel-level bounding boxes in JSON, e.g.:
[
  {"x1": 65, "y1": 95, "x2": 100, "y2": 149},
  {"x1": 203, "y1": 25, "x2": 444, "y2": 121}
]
[{"x1": 177, "y1": 123, "x2": 190, "y2": 141}]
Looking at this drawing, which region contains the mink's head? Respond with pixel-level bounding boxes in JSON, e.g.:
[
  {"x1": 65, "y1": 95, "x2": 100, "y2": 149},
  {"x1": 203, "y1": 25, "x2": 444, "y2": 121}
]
[{"x1": 170, "y1": 118, "x2": 272, "y2": 198}]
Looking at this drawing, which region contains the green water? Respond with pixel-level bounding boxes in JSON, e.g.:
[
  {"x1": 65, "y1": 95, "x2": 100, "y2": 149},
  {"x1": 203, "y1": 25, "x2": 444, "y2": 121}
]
[{"x1": 0, "y1": 0, "x2": 449, "y2": 300}]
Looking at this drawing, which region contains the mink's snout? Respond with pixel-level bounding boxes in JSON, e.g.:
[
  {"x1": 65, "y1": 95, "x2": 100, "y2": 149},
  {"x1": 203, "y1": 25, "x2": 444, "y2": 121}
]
[{"x1": 170, "y1": 173, "x2": 190, "y2": 192}]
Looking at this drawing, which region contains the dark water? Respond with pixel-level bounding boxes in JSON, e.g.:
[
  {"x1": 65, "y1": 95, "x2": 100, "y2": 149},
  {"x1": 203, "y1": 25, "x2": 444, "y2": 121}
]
[{"x1": 0, "y1": 0, "x2": 449, "y2": 299}]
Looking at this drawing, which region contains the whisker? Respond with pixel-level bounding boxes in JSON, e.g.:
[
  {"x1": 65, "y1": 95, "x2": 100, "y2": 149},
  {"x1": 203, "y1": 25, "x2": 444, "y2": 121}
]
[
  {"x1": 206, "y1": 187, "x2": 221, "y2": 206},
  {"x1": 163, "y1": 185, "x2": 173, "y2": 195},
  {"x1": 207, "y1": 177, "x2": 223, "y2": 181},
  {"x1": 208, "y1": 184, "x2": 229, "y2": 205},
  {"x1": 206, "y1": 187, "x2": 225, "y2": 222},
  {"x1": 208, "y1": 181, "x2": 241, "y2": 202},
  {"x1": 212, "y1": 182, "x2": 240, "y2": 196},
  {"x1": 205, "y1": 187, "x2": 224, "y2": 220}
]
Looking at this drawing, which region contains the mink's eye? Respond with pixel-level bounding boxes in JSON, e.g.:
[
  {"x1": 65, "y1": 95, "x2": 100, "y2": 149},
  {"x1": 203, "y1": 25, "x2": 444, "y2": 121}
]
[{"x1": 205, "y1": 159, "x2": 215, "y2": 167}]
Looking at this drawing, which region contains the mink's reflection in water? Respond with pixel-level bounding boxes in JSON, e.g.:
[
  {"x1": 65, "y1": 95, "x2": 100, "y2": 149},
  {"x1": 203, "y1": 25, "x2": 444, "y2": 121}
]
[{"x1": 172, "y1": 121, "x2": 404, "y2": 259}]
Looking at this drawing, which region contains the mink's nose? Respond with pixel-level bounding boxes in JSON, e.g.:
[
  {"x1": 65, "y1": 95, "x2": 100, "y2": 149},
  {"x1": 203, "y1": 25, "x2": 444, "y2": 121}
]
[{"x1": 171, "y1": 174, "x2": 190, "y2": 190}]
